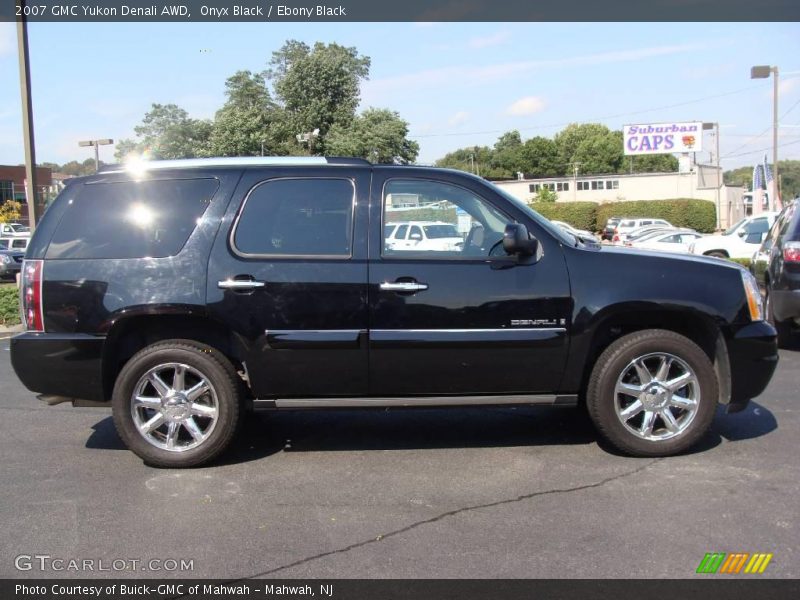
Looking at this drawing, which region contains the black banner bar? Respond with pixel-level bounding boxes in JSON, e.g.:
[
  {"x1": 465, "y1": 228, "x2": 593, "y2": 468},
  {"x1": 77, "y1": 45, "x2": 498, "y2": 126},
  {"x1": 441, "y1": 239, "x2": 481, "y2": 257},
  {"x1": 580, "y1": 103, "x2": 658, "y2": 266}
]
[
  {"x1": 3, "y1": 580, "x2": 800, "y2": 600},
  {"x1": 2, "y1": 0, "x2": 800, "y2": 22}
]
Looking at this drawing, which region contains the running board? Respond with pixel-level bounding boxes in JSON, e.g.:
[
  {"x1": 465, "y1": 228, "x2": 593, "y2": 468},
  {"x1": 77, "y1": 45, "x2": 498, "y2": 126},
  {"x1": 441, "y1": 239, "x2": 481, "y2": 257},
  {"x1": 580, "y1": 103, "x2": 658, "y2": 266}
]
[{"x1": 254, "y1": 394, "x2": 577, "y2": 410}]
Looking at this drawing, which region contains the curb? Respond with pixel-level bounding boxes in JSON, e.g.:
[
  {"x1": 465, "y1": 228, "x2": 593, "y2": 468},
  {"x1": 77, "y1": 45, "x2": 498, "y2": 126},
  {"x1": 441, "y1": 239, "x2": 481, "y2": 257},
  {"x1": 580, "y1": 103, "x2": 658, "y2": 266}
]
[{"x1": 0, "y1": 324, "x2": 23, "y2": 336}]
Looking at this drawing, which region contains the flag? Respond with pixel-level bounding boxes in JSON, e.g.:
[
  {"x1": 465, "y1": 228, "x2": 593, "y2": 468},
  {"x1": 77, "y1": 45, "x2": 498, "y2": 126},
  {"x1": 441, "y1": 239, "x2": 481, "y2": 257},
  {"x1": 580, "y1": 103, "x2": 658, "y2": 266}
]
[
  {"x1": 752, "y1": 164, "x2": 764, "y2": 215},
  {"x1": 763, "y1": 154, "x2": 781, "y2": 211}
]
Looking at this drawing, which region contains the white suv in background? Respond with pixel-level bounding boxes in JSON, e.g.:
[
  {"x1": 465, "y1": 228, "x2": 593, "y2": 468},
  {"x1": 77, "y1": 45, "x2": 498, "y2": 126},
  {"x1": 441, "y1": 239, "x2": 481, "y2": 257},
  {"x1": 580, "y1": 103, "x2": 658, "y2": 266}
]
[
  {"x1": 385, "y1": 221, "x2": 465, "y2": 252},
  {"x1": 688, "y1": 213, "x2": 778, "y2": 259}
]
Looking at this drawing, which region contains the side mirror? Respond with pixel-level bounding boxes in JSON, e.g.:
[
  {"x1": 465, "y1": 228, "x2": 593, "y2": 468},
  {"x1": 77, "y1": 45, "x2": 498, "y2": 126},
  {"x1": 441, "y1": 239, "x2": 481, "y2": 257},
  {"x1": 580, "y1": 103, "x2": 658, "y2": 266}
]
[
  {"x1": 502, "y1": 223, "x2": 538, "y2": 257},
  {"x1": 409, "y1": 233, "x2": 422, "y2": 241},
  {"x1": 737, "y1": 229, "x2": 746, "y2": 237}
]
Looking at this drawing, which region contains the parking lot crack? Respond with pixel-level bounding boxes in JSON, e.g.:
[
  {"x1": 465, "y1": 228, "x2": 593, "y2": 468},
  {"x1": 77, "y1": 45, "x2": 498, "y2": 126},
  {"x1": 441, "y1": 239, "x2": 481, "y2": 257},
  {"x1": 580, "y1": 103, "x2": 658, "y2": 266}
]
[{"x1": 245, "y1": 457, "x2": 663, "y2": 578}]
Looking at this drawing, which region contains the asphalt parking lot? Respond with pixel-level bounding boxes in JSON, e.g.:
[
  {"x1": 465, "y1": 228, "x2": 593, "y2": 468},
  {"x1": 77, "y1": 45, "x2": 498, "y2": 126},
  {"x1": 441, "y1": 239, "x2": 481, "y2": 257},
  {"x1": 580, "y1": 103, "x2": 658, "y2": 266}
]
[{"x1": 0, "y1": 335, "x2": 797, "y2": 580}]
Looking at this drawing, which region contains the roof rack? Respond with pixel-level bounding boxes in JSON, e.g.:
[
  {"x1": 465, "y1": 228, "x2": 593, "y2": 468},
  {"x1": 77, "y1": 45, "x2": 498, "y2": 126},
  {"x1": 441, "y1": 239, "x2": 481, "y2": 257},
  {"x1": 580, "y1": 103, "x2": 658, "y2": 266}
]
[{"x1": 97, "y1": 156, "x2": 371, "y2": 174}]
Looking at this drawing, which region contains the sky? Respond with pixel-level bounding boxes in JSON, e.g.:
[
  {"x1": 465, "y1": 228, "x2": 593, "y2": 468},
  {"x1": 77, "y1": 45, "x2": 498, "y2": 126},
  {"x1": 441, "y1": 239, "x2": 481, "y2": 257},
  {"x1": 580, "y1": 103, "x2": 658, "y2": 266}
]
[{"x1": 0, "y1": 21, "x2": 798, "y2": 170}]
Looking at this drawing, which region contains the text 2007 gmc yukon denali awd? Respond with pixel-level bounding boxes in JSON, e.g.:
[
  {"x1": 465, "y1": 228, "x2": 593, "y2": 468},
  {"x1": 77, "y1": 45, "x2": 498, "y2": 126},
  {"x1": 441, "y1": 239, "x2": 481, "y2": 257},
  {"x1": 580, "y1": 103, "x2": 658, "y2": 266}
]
[{"x1": 10, "y1": 157, "x2": 779, "y2": 467}]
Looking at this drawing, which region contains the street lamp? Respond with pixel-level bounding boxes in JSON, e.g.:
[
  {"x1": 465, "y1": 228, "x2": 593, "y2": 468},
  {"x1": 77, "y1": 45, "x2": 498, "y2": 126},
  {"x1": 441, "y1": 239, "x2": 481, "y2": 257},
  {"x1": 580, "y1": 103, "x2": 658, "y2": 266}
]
[
  {"x1": 751, "y1": 65, "x2": 779, "y2": 210},
  {"x1": 703, "y1": 122, "x2": 721, "y2": 229},
  {"x1": 78, "y1": 138, "x2": 114, "y2": 172}
]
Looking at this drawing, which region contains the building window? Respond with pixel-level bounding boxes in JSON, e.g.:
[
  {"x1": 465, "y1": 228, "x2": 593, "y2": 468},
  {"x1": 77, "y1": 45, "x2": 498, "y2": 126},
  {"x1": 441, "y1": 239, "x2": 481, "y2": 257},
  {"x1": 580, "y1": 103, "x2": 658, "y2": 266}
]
[
  {"x1": 556, "y1": 182, "x2": 569, "y2": 192},
  {"x1": 607, "y1": 180, "x2": 619, "y2": 190},
  {"x1": 0, "y1": 180, "x2": 13, "y2": 203},
  {"x1": 577, "y1": 181, "x2": 590, "y2": 191},
  {"x1": 529, "y1": 184, "x2": 540, "y2": 192},
  {"x1": 591, "y1": 180, "x2": 603, "y2": 190}
]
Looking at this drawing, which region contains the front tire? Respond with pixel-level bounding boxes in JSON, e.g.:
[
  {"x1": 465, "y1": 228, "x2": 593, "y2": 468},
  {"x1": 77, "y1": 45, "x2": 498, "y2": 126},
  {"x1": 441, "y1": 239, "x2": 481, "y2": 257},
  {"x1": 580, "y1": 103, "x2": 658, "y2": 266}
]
[
  {"x1": 112, "y1": 340, "x2": 242, "y2": 468},
  {"x1": 586, "y1": 330, "x2": 718, "y2": 457}
]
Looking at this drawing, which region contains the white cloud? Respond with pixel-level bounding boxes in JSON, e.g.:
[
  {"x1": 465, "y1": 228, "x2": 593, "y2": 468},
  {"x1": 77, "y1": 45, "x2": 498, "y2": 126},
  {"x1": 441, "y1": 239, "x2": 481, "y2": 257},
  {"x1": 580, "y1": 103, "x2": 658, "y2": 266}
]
[
  {"x1": 506, "y1": 97, "x2": 545, "y2": 116},
  {"x1": 468, "y1": 31, "x2": 511, "y2": 49},
  {"x1": 0, "y1": 23, "x2": 15, "y2": 59},
  {"x1": 447, "y1": 111, "x2": 469, "y2": 126}
]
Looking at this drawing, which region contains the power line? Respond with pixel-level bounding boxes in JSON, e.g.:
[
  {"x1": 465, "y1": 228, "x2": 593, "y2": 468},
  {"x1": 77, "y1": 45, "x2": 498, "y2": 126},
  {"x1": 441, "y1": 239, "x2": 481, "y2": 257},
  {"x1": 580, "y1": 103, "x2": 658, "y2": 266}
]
[
  {"x1": 720, "y1": 138, "x2": 800, "y2": 161},
  {"x1": 720, "y1": 96, "x2": 800, "y2": 158},
  {"x1": 410, "y1": 82, "x2": 769, "y2": 139}
]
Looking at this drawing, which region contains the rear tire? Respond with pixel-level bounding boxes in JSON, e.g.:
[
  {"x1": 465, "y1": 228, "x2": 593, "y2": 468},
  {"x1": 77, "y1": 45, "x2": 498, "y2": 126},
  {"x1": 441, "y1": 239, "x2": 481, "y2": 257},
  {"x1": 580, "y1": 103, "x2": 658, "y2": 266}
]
[
  {"x1": 586, "y1": 329, "x2": 718, "y2": 457},
  {"x1": 112, "y1": 340, "x2": 242, "y2": 468},
  {"x1": 766, "y1": 285, "x2": 793, "y2": 348}
]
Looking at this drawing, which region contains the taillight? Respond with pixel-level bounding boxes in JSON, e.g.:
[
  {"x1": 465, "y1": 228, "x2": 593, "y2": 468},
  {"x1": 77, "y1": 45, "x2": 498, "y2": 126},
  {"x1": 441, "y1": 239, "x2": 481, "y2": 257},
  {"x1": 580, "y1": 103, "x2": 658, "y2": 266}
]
[
  {"x1": 784, "y1": 241, "x2": 800, "y2": 263},
  {"x1": 21, "y1": 259, "x2": 44, "y2": 332},
  {"x1": 613, "y1": 234, "x2": 620, "y2": 242}
]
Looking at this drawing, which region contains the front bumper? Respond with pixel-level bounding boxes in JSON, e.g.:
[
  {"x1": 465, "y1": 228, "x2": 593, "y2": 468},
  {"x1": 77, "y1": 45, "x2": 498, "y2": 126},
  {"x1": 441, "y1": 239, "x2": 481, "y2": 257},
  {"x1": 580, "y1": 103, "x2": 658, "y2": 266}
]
[
  {"x1": 771, "y1": 288, "x2": 800, "y2": 324},
  {"x1": 10, "y1": 332, "x2": 107, "y2": 402},
  {"x1": 724, "y1": 321, "x2": 779, "y2": 412}
]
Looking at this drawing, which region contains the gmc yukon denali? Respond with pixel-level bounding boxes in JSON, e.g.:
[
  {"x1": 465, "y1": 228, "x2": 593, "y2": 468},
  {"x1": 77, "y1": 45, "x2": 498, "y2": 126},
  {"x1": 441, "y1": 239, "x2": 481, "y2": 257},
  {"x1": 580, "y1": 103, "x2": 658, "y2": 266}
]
[{"x1": 10, "y1": 157, "x2": 779, "y2": 467}]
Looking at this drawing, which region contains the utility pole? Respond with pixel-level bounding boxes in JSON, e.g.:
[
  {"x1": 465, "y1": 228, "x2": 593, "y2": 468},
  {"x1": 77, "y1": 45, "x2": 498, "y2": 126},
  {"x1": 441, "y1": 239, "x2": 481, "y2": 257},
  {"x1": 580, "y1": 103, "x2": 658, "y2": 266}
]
[
  {"x1": 571, "y1": 162, "x2": 581, "y2": 202},
  {"x1": 17, "y1": 11, "x2": 37, "y2": 230}
]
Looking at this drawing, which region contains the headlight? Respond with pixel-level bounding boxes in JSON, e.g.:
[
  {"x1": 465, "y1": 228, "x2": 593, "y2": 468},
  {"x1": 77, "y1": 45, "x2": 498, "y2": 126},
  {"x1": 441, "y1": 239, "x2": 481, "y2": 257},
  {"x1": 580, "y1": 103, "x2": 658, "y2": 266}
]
[{"x1": 741, "y1": 270, "x2": 764, "y2": 321}]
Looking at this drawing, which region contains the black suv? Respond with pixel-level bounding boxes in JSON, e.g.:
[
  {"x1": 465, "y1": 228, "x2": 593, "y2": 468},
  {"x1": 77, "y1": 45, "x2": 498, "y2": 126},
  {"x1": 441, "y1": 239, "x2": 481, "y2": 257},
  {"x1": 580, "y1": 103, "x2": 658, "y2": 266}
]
[
  {"x1": 752, "y1": 199, "x2": 800, "y2": 346},
  {"x1": 10, "y1": 158, "x2": 779, "y2": 467}
]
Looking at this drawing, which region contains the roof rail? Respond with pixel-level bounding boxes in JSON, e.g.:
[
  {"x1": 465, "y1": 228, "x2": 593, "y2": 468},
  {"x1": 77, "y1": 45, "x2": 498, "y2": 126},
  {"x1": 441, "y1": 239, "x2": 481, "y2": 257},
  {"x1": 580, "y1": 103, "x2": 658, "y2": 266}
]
[{"x1": 97, "y1": 156, "x2": 371, "y2": 174}]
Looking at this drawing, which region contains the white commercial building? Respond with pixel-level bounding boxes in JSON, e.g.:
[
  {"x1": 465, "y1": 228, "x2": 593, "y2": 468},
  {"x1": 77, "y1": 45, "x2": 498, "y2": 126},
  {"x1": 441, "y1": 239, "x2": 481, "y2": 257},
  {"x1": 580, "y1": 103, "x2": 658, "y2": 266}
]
[{"x1": 493, "y1": 167, "x2": 746, "y2": 229}]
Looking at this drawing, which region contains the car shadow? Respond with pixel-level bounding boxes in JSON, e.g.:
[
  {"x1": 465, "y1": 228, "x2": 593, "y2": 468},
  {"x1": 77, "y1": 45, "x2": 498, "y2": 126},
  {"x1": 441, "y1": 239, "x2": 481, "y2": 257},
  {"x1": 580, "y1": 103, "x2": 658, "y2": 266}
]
[{"x1": 85, "y1": 400, "x2": 778, "y2": 466}]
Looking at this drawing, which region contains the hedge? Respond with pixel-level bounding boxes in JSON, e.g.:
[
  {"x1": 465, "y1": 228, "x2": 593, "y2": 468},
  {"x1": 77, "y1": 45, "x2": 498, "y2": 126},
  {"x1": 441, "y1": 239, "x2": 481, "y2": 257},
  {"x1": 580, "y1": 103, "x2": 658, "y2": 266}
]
[
  {"x1": 0, "y1": 284, "x2": 20, "y2": 326},
  {"x1": 527, "y1": 202, "x2": 597, "y2": 232},
  {"x1": 595, "y1": 199, "x2": 716, "y2": 233}
]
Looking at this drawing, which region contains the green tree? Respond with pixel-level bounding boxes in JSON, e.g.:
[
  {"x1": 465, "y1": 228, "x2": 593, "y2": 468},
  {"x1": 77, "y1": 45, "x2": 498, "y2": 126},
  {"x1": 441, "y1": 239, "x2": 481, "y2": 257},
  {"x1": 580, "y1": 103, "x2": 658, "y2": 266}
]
[
  {"x1": 266, "y1": 41, "x2": 371, "y2": 153},
  {"x1": 554, "y1": 123, "x2": 611, "y2": 170},
  {"x1": 519, "y1": 136, "x2": 562, "y2": 177},
  {"x1": 115, "y1": 103, "x2": 212, "y2": 160},
  {"x1": 531, "y1": 186, "x2": 558, "y2": 203},
  {"x1": 572, "y1": 129, "x2": 625, "y2": 175},
  {"x1": 492, "y1": 130, "x2": 525, "y2": 176},
  {"x1": 629, "y1": 153, "x2": 679, "y2": 173},
  {"x1": 208, "y1": 70, "x2": 284, "y2": 157},
  {"x1": 435, "y1": 146, "x2": 494, "y2": 175},
  {"x1": 325, "y1": 108, "x2": 419, "y2": 164}
]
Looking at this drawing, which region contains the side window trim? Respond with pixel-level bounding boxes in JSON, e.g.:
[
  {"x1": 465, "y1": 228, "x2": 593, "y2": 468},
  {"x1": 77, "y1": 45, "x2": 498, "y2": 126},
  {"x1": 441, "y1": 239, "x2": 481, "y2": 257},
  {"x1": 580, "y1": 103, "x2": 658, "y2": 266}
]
[
  {"x1": 229, "y1": 176, "x2": 356, "y2": 260},
  {"x1": 379, "y1": 176, "x2": 513, "y2": 262}
]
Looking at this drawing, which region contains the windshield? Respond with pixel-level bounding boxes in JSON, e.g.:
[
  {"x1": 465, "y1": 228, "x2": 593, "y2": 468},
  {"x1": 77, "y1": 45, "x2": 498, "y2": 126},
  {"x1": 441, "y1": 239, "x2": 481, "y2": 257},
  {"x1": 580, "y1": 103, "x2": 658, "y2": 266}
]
[
  {"x1": 423, "y1": 224, "x2": 459, "y2": 238},
  {"x1": 723, "y1": 218, "x2": 746, "y2": 235}
]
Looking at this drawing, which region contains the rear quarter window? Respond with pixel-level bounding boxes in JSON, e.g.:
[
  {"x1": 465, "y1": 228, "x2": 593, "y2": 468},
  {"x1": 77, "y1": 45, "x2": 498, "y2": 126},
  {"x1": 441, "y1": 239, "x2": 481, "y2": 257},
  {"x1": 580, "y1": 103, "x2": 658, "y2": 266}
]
[{"x1": 46, "y1": 178, "x2": 218, "y2": 259}]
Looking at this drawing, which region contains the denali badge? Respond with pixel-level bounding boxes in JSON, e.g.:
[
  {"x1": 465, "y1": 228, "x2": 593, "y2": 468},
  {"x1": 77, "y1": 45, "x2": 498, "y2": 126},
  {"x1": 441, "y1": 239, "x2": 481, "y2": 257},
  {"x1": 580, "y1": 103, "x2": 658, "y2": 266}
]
[{"x1": 511, "y1": 319, "x2": 565, "y2": 327}]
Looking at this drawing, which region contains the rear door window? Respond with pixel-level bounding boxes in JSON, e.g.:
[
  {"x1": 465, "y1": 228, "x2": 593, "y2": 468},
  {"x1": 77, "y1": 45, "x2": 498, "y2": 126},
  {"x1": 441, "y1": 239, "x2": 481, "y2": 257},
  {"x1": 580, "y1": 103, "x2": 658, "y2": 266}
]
[
  {"x1": 47, "y1": 178, "x2": 218, "y2": 259},
  {"x1": 232, "y1": 178, "x2": 354, "y2": 257}
]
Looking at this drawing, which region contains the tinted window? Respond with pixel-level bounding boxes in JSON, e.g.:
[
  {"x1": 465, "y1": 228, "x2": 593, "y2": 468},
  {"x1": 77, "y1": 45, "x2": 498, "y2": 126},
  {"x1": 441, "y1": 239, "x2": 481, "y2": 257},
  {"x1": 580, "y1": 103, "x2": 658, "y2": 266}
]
[
  {"x1": 394, "y1": 224, "x2": 408, "y2": 239},
  {"x1": 47, "y1": 178, "x2": 217, "y2": 260},
  {"x1": 746, "y1": 217, "x2": 770, "y2": 235},
  {"x1": 234, "y1": 178, "x2": 353, "y2": 257},
  {"x1": 424, "y1": 224, "x2": 459, "y2": 238}
]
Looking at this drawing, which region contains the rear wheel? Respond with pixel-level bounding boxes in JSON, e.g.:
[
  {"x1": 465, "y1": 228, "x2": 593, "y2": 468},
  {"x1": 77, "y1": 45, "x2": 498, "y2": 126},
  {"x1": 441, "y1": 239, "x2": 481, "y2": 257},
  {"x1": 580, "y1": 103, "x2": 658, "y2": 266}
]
[
  {"x1": 112, "y1": 340, "x2": 242, "y2": 468},
  {"x1": 587, "y1": 330, "x2": 718, "y2": 457},
  {"x1": 765, "y1": 284, "x2": 793, "y2": 348}
]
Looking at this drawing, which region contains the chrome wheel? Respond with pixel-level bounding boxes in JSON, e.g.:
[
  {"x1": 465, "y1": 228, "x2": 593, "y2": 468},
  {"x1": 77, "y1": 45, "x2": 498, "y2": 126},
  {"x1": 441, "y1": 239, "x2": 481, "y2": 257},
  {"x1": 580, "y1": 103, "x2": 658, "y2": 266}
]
[
  {"x1": 130, "y1": 362, "x2": 219, "y2": 453},
  {"x1": 613, "y1": 352, "x2": 700, "y2": 442}
]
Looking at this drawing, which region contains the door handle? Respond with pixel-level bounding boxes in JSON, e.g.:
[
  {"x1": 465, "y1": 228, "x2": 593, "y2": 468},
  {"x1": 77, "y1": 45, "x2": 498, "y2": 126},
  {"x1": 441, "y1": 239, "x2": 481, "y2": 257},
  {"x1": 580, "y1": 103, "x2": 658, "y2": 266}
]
[
  {"x1": 380, "y1": 281, "x2": 429, "y2": 292},
  {"x1": 218, "y1": 279, "x2": 266, "y2": 290}
]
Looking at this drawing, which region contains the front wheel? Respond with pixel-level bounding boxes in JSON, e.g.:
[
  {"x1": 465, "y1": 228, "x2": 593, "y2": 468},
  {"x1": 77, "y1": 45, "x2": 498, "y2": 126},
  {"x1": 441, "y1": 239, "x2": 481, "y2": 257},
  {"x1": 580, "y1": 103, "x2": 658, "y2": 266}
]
[
  {"x1": 586, "y1": 330, "x2": 718, "y2": 457},
  {"x1": 112, "y1": 340, "x2": 242, "y2": 468}
]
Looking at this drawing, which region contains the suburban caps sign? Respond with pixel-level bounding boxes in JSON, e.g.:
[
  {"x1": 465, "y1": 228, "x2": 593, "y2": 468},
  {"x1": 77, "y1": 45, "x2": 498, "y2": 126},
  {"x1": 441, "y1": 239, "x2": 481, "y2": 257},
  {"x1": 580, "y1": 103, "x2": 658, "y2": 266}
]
[{"x1": 623, "y1": 122, "x2": 703, "y2": 156}]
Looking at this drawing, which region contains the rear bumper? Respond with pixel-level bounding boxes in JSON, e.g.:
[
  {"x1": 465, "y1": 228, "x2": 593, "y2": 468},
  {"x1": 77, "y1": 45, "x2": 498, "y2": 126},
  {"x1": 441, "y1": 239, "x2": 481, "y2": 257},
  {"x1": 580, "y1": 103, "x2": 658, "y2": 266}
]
[
  {"x1": 772, "y1": 288, "x2": 800, "y2": 324},
  {"x1": 724, "y1": 321, "x2": 779, "y2": 412},
  {"x1": 10, "y1": 332, "x2": 107, "y2": 402},
  {"x1": 0, "y1": 262, "x2": 21, "y2": 278}
]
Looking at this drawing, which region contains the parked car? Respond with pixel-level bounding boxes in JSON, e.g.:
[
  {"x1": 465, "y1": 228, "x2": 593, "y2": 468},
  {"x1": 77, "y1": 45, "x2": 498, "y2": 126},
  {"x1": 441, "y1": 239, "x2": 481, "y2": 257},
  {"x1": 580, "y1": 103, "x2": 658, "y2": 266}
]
[
  {"x1": 621, "y1": 225, "x2": 679, "y2": 245},
  {"x1": 0, "y1": 236, "x2": 30, "y2": 252},
  {"x1": 751, "y1": 200, "x2": 799, "y2": 346},
  {"x1": 10, "y1": 157, "x2": 778, "y2": 467},
  {"x1": 385, "y1": 220, "x2": 464, "y2": 252},
  {"x1": 613, "y1": 218, "x2": 673, "y2": 243},
  {"x1": 602, "y1": 217, "x2": 621, "y2": 241},
  {"x1": 551, "y1": 220, "x2": 598, "y2": 241},
  {"x1": 629, "y1": 230, "x2": 703, "y2": 253},
  {"x1": 0, "y1": 248, "x2": 24, "y2": 280},
  {"x1": 689, "y1": 213, "x2": 778, "y2": 259},
  {"x1": 0, "y1": 223, "x2": 29, "y2": 237}
]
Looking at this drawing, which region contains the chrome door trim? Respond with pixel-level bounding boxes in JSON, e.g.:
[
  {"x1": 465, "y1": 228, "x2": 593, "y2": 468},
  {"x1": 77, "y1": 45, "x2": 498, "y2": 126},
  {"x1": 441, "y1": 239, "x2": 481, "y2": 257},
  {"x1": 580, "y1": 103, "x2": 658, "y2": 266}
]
[{"x1": 257, "y1": 394, "x2": 578, "y2": 409}]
